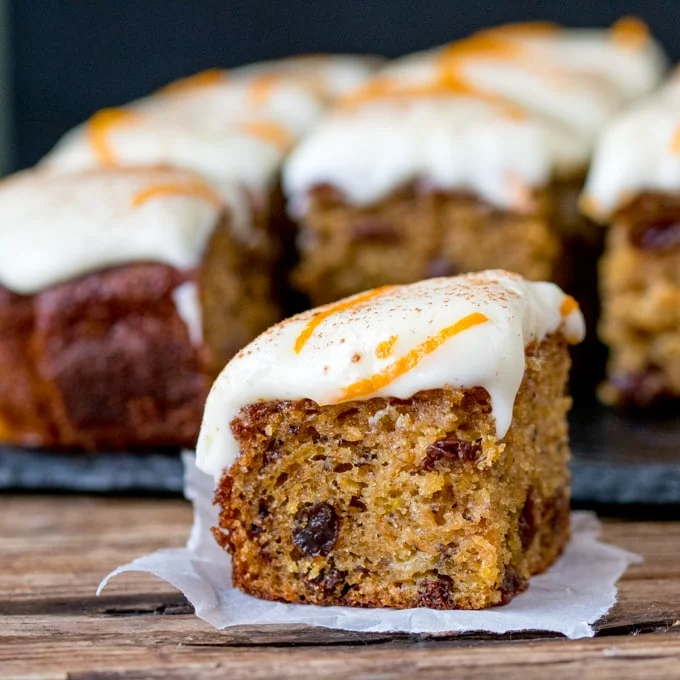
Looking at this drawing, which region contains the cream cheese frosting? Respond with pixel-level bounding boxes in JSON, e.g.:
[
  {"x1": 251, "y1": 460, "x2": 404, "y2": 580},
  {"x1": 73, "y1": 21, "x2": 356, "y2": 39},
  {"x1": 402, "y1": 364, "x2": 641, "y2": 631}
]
[
  {"x1": 582, "y1": 71, "x2": 680, "y2": 221},
  {"x1": 283, "y1": 21, "x2": 666, "y2": 214},
  {"x1": 196, "y1": 270, "x2": 585, "y2": 479},
  {"x1": 0, "y1": 168, "x2": 225, "y2": 294},
  {"x1": 41, "y1": 55, "x2": 380, "y2": 219}
]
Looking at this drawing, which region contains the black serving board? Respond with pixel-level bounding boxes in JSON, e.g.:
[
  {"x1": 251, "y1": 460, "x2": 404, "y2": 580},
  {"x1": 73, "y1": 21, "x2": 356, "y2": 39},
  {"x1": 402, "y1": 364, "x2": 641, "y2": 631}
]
[{"x1": 1, "y1": 402, "x2": 679, "y2": 504}]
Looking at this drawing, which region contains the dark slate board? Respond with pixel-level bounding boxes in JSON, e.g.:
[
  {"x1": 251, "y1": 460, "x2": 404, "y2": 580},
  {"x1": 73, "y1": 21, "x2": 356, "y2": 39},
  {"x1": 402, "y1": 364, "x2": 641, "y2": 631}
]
[{"x1": 1, "y1": 402, "x2": 678, "y2": 504}]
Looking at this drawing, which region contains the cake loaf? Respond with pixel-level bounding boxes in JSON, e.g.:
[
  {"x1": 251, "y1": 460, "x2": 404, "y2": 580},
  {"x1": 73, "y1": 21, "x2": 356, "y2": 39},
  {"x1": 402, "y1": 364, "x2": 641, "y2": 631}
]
[
  {"x1": 583, "y1": 71, "x2": 680, "y2": 406},
  {"x1": 0, "y1": 167, "x2": 277, "y2": 450},
  {"x1": 197, "y1": 270, "x2": 585, "y2": 609},
  {"x1": 283, "y1": 19, "x2": 666, "y2": 306}
]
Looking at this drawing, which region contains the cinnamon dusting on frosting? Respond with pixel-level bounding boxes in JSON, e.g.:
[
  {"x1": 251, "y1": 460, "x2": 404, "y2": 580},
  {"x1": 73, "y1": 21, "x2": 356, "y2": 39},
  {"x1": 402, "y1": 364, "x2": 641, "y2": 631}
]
[
  {"x1": 294, "y1": 285, "x2": 395, "y2": 354},
  {"x1": 337, "y1": 312, "x2": 489, "y2": 401}
]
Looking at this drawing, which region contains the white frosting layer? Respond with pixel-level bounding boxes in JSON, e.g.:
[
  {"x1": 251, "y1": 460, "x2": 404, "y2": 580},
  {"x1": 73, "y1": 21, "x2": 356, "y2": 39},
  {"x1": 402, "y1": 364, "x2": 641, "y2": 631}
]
[
  {"x1": 196, "y1": 271, "x2": 585, "y2": 479},
  {"x1": 284, "y1": 24, "x2": 666, "y2": 213},
  {"x1": 232, "y1": 54, "x2": 384, "y2": 99},
  {"x1": 583, "y1": 73, "x2": 680, "y2": 220},
  {"x1": 172, "y1": 281, "x2": 203, "y2": 346},
  {"x1": 0, "y1": 168, "x2": 224, "y2": 294},
  {"x1": 41, "y1": 56, "x2": 380, "y2": 219}
]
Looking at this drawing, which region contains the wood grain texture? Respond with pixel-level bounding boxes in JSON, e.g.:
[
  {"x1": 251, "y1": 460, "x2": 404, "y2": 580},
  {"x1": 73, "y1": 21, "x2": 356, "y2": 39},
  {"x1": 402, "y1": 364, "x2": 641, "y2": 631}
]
[{"x1": 1, "y1": 495, "x2": 680, "y2": 679}]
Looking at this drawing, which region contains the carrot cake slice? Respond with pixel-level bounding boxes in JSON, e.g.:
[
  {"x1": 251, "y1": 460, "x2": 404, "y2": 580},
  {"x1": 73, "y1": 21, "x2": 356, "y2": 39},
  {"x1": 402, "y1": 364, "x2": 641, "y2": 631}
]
[
  {"x1": 0, "y1": 167, "x2": 277, "y2": 450},
  {"x1": 196, "y1": 270, "x2": 585, "y2": 609},
  {"x1": 583, "y1": 71, "x2": 680, "y2": 406},
  {"x1": 283, "y1": 20, "x2": 666, "y2": 306}
]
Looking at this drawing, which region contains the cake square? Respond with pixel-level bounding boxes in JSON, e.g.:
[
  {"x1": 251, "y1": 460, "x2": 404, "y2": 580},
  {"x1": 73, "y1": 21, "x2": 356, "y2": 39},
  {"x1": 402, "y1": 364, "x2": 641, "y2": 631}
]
[{"x1": 197, "y1": 271, "x2": 585, "y2": 609}]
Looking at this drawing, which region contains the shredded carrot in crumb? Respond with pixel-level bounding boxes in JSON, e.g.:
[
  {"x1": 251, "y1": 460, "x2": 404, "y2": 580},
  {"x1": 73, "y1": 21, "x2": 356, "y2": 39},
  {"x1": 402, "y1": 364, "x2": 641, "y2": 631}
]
[
  {"x1": 86, "y1": 108, "x2": 140, "y2": 165},
  {"x1": 159, "y1": 69, "x2": 226, "y2": 94},
  {"x1": 294, "y1": 286, "x2": 395, "y2": 354},
  {"x1": 239, "y1": 120, "x2": 294, "y2": 150},
  {"x1": 375, "y1": 335, "x2": 399, "y2": 359},
  {"x1": 560, "y1": 295, "x2": 579, "y2": 317},
  {"x1": 611, "y1": 16, "x2": 649, "y2": 49},
  {"x1": 131, "y1": 181, "x2": 222, "y2": 209},
  {"x1": 338, "y1": 312, "x2": 489, "y2": 400}
]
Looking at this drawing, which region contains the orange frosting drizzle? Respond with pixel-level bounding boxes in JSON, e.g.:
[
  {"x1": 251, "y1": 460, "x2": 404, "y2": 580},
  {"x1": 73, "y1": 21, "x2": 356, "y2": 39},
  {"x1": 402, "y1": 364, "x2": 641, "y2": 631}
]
[
  {"x1": 670, "y1": 127, "x2": 680, "y2": 155},
  {"x1": 131, "y1": 180, "x2": 223, "y2": 209},
  {"x1": 375, "y1": 335, "x2": 398, "y2": 359},
  {"x1": 159, "y1": 69, "x2": 226, "y2": 94},
  {"x1": 481, "y1": 22, "x2": 560, "y2": 38},
  {"x1": 611, "y1": 16, "x2": 650, "y2": 50},
  {"x1": 248, "y1": 73, "x2": 284, "y2": 105},
  {"x1": 337, "y1": 312, "x2": 489, "y2": 401},
  {"x1": 294, "y1": 286, "x2": 395, "y2": 354},
  {"x1": 559, "y1": 295, "x2": 579, "y2": 317},
  {"x1": 86, "y1": 108, "x2": 140, "y2": 165},
  {"x1": 239, "y1": 120, "x2": 294, "y2": 150},
  {"x1": 341, "y1": 32, "x2": 540, "y2": 119}
]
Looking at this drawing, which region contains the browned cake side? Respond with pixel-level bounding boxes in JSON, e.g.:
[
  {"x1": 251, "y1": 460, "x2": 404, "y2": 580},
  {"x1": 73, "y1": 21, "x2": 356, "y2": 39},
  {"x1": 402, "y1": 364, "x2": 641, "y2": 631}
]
[
  {"x1": 599, "y1": 193, "x2": 680, "y2": 406},
  {"x1": 214, "y1": 334, "x2": 571, "y2": 610},
  {"x1": 0, "y1": 219, "x2": 280, "y2": 450},
  {"x1": 291, "y1": 177, "x2": 598, "y2": 308}
]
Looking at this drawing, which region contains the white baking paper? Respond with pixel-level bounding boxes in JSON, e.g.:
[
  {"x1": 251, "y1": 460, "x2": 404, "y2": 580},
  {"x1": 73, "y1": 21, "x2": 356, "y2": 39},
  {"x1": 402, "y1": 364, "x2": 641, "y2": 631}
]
[{"x1": 98, "y1": 452, "x2": 640, "y2": 639}]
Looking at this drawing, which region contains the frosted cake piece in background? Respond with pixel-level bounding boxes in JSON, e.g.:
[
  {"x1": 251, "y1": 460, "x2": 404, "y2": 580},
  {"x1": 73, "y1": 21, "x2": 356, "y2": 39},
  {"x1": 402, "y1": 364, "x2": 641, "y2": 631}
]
[
  {"x1": 583, "y1": 71, "x2": 680, "y2": 406},
  {"x1": 283, "y1": 19, "x2": 666, "y2": 306},
  {"x1": 0, "y1": 167, "x2": 276, "y2": 450}
]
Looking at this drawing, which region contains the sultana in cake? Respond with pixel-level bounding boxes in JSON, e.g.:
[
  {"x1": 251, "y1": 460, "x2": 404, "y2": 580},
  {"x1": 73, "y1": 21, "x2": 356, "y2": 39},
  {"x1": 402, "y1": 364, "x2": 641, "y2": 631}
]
[
  {"x1": 0, "y1": 167, "x2": 277, "y2": 450},
  {"x1": 196, "y1": 270, "x2": 585, "y2": 609},
  {"x1": 583, "y1": 71, "x2": 680, "y2": 406}
]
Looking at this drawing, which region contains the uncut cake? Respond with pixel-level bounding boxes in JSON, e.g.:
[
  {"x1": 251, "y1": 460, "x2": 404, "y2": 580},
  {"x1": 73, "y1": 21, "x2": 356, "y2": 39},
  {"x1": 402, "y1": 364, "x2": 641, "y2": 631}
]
[
  {"x1": 196, "y1": 270, "x2": 585, "y2": 609},
  {"x1": 283, "y1": 19, "x2": 665, "y2": 306},
  {"x1": 0, "y1": 166, "x2": 276, "y2": 450},
  {"x1": 583, "y1": 71, "x2": 680, "y2": 406}
]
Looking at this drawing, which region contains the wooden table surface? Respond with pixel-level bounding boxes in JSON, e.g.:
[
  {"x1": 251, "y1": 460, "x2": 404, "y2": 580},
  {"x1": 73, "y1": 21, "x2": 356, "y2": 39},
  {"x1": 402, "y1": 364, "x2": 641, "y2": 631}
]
[{"x1": 2, "y1": 496, "x2": 680, "y2": 679}]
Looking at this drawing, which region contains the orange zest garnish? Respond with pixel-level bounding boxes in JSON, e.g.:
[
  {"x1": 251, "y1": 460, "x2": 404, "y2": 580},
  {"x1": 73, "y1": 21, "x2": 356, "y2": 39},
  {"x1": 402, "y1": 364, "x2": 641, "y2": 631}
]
[
  {"x1": 86, "y1": 108, "x2": 140, "y2": 165},
  {"x1": 131, "y1": 180, "x2": 222, "y2": 209},
  {"x1": 239, "y1": 120, "x2": 294, "y2": 150},
  {"x1": 611, "y1": 16, "x2": 649, "y2": 50},
  {"x1": 337, "y1": 312, "x2": 489, "y2": 401},
  {"x1": 560, "y1": 295, "x2": 579, "y2": 317},
  {"x1": 670, "y1": 127, "x2": 680, "y2": 155},
  {"x1": 294, "y1": 286, "x2": 395, "y2": 354},
  {"x1": 248, "y1": 72, "x2": 282, "y2": 105},
  {"x1": 375, "y1": 335, "x2": 399, "y2": 359},
  {"x1": 159, "y1": 68, "x2": 226, "y2": 94}
]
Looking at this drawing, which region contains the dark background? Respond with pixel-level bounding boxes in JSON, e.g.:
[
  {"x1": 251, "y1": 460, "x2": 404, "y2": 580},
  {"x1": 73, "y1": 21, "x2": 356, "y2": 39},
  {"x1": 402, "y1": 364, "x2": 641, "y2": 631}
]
[{"x1": 8, "y1": 0, "x2": 680, "y2": 171}]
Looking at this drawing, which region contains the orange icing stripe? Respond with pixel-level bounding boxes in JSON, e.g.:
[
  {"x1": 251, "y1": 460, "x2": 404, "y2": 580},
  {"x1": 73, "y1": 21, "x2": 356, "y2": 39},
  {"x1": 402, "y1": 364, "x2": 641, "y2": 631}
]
[
  {"x1": 86, "y1": 108, "x2": 140, "y2": 165},
  {"x1": 131, "y1": 181, "x2": 223, "y2": 209},
  {"x1": 294, "y1": 286, "x2": 395, "y2": 354},
  {"x1": 338, "y1": 312, "x2": 489, "y2": 401},
  {"x1": 248, "y1": 73, "x2": 282, "y2": 105},
  {"x1": 670, "y1": 127, "x2": 680, "y2": 155},
  {"x1": 160, "y1": 69, "x2": 226, "y2": 94},
  {"x1": 611, "y1": 16, "x2": 650, "y2": 49},
  {"x1": 239, "y1": 120, "x2": 294, "y2": 150},
  {"x1": 375, "y1": 335, "x2": 398, "y2": 359},
  {"x1": 560, "y1": 295, "x2": 579, "y2": 317}
]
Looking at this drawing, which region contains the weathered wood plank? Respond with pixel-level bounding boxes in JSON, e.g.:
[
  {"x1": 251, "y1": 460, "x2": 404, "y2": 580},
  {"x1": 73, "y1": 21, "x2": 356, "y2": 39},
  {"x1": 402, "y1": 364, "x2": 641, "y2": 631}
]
[{"x1": 2, "y1": 496, "x2": 680, "y2": 678}]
